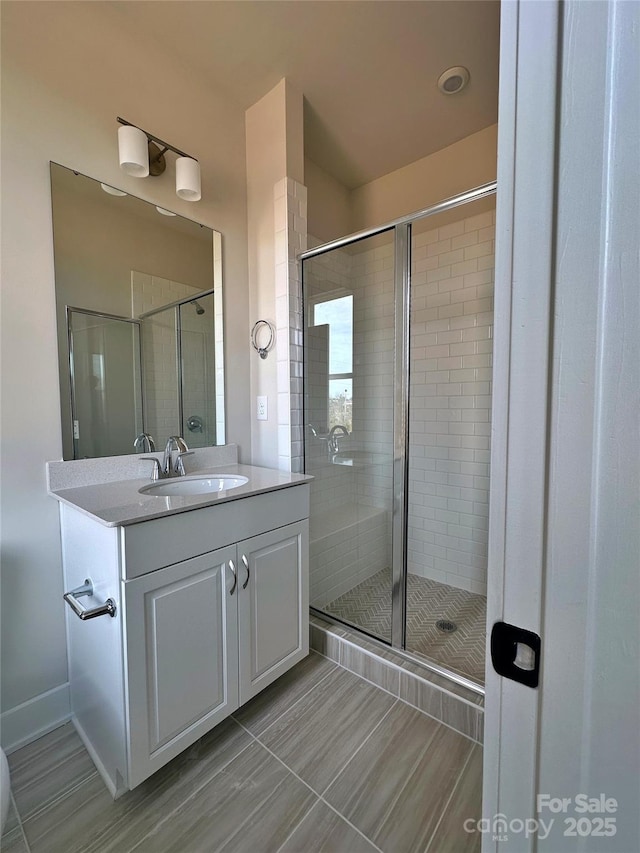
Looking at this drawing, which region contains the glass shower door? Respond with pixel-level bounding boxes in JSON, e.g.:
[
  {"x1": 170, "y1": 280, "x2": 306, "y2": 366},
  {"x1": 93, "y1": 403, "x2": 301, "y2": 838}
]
[
  {"x1": 304, "y1": 230, "x2": 396, "y2": 643},
  {"x1": 67, "y1": 309, "x2": 142, "y2": 459}
]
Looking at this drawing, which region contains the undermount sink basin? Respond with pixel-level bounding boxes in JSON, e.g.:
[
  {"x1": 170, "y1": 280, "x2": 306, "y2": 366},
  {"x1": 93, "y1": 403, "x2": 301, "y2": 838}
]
[{"x1": 139, "y1": 474, "x2": 249, "y2": 497}]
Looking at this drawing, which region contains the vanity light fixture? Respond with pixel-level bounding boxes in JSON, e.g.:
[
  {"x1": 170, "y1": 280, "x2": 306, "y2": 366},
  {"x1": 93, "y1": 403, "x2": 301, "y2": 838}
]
[
  {"x1": 117, "y1": 117, "x2": 201, "y2": 202},
  {"x1": 155, "y1": 206, "x2": 177, "y2": 217}
]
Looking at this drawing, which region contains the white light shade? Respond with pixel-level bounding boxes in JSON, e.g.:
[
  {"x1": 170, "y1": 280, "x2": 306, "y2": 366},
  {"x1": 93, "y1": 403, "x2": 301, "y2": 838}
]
[
  {"x1": 118, "y1": 125, "x2": 149, "y2": 177},
  {"x1": 175, "y1": 157, "x2": 201, "y2": 201}
]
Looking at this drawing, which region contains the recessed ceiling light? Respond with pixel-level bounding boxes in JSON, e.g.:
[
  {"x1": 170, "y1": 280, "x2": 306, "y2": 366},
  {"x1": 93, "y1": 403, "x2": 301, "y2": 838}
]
[
  {"x1": 100, "y1": 183, "x2": 127, "y2": 197},
  {"x1": 155, "y1": 206, "x2": 177, "y2": 216},
  {"x1": 437, "y1": 66, "x2": 470, "y2": 95}
]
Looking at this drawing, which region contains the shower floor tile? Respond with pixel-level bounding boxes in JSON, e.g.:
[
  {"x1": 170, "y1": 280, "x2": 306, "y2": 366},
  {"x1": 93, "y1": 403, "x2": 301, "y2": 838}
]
[{"x1": 325, "y1": 569, "x2": 487, "y2": 684}]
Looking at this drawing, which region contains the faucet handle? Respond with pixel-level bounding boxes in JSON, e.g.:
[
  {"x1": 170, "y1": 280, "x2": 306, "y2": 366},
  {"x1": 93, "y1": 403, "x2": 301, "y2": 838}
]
[
  {"x1": 175, "y1": 451, "x2": 195, "y2": 476},
  {"x1": 139, "y1": 456, "x2": 162, "y2": 481}
]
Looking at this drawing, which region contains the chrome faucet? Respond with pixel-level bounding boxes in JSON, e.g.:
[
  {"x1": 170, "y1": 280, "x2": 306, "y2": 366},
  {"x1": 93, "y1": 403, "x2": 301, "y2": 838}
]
[
  {"x1": 133, "y1": 432, "x2": 156, "y2": 453},
  {"x1": 162, "y1": 436, "x2": 193, "y2": 477},
  {"x1": 328, "y1": 425, "x2": 349, "y2": 453}
]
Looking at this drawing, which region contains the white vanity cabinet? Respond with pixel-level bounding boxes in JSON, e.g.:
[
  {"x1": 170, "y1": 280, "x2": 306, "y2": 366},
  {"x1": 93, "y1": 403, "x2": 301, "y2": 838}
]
[
  {"x1": 59, "y1": 483, "x2": 309, "y2": 795},
  {"x1": 236, "y1": 524, "x2": 308, "y2": 702},
  {"x1": 123, "y1": 545, "x2": 239, "y2": 788}
]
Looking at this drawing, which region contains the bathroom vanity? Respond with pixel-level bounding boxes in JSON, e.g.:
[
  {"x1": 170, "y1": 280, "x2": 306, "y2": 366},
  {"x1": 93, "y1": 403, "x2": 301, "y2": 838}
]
[{"x1": 48, "y1": 448, "x2": 310, "y2": 796}]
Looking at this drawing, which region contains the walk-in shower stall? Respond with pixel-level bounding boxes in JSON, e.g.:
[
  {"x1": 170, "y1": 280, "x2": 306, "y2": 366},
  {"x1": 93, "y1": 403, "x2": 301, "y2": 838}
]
[
  {"x1": 138, "y1": 290, "x2": 218, "y2": 450},
  {"x1": 66, "y1": 289, "x2": 218, "y2": 459},
  {"x1": 302, "y1": 184, "x2": 496, "y2": 688}
]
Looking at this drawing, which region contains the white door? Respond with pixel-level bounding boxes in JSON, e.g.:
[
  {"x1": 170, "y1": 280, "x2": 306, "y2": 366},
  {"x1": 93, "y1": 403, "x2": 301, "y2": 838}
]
[
  {"x1": 238, "y1": 521, "x2": 309, "y2": 703},
  {"x1": 484, "y1": 1, "x2": 639, "y2": 851},
  {"x1": 123, "y1": 546, "x2": 239, "y2": 788}
]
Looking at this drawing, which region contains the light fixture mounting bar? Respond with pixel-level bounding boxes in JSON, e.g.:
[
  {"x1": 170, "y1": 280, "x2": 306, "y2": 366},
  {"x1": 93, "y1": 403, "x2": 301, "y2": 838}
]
[{"x1": 116, "y1": 117, "x2": 197, "y2": 163}]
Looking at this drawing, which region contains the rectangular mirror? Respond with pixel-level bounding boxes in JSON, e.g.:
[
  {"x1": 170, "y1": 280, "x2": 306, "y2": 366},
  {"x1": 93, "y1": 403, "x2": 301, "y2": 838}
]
[{"x1": 50, "y1": 162, "x2": 224, "y2": 459}]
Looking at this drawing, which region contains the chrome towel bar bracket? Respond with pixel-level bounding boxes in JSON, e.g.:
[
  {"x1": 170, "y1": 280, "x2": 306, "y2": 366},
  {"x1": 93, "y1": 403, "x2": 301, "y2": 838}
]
[{"x1": 63, "y1": 579, "x2": 117, "y2": 620}]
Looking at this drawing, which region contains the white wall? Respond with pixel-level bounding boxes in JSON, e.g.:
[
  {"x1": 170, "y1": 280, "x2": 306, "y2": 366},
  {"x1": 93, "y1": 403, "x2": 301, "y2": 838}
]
[
  {"x1": 0, "y1": 1, "x2": 250, "y2": 747},
  {"x1": 304, "y1": 157, "x2": 352, "y2": 243},
  {"x1": 245, "y1": 80, "x2": 304, "y2": 468},
  {"x1": 305, "y1": 125, "x2": 497, "y2": 245},
  {"x1": 350, "y1": 125, "x2": 497, "y2": 231}
]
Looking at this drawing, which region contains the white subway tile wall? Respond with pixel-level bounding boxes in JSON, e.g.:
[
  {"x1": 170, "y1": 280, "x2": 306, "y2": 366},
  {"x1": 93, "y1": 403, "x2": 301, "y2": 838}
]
[
  {"x1": 131, "y1": 271, "x2": 212, "y2": 447},
  {"x1": 408, "y1": 208, "x2": 495, "y2": 595},
  {"x1": 180, "y1": 294, "x2": 216, "y2": 448}
]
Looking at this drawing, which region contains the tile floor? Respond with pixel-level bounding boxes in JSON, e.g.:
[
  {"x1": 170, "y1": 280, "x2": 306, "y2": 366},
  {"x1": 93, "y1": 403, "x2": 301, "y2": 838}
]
[
  {"x1": 326, "y1": 570, "x2": 487, "y2": 684},
  {"x1": 2, "y1": 652, "x2": 482, "y2": 853}
]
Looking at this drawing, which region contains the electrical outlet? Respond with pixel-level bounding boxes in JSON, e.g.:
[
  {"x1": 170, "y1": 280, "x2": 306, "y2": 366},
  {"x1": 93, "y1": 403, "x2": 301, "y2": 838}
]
[{"x1": 256, "y1": 396, "x2": 268, "y2": 420}]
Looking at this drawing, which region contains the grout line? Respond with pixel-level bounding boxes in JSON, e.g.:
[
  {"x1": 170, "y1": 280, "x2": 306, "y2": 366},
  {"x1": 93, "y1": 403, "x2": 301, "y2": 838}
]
[
  {"x1": 319, "y1": 650, "x2": 482, "y2": 746},
  {"x1": 217, "y1": 772, "x2": 308, "y2": 853},
  {"x1": 334, "y1": 633, "x2": 484, "y2": 709},
  {"x1": 356, "y1": 707, "x2": 443, "y2": 838},
  {"x1": 234, "y1": 719, "x2": 385, "y2": 853},
  {"x1": 233, "y1": 718, "x2": 320, "y2": 843},
  {"x1": 5, "y1": 792, "x2": 32, "y2": 853},
  {"x1": 312, "y1": 628, "x2": 485, "y2": 712},
  {"x1": 423, "y1": 743, "x2": 477, "y2": 853},
  {"x1": 274, "y1": 799, "x2": 324, "y2": 853},
  {"x1": 318, "y1": 699, "x2": 399, "y2": 799},
  {"x1": 18, "y1": 817, "x2": 32, "y2": 853},
  {"x1": 122, "y1": 734, "x2": 258, "y2": 853},
  {"x1": 233, "y1": 655, "x2": 339, "y2": 740}
]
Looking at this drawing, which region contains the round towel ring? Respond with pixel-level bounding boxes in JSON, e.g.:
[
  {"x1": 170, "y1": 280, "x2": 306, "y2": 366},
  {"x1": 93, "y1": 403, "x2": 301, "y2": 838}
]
[{"x1": 251, "y1": 320, "x2": 276, "y2": 360}]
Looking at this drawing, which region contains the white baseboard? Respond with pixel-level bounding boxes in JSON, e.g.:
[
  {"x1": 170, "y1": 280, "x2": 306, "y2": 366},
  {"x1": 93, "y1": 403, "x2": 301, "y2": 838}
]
[
  {"x1": 71, "y1": 716, "x2": 124, "y2": 799},
  {"x1": 1, "y1": 683, "x2": 71, "y2": 754}
]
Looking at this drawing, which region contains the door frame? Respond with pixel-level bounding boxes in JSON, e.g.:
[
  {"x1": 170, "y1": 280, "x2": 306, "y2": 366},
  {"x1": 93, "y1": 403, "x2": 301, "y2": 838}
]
[
  {"x1": 482, "y1": 1, "x2": 561, "y2": 850},
  {"x1": 485, "y1": 1, "x2": 640, "y2": 850}
]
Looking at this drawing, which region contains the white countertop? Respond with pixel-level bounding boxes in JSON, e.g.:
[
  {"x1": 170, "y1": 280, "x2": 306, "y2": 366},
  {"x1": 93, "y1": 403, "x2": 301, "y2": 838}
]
[{"x1": 48, "y1": 462, "x2": 312, "y2": 527}]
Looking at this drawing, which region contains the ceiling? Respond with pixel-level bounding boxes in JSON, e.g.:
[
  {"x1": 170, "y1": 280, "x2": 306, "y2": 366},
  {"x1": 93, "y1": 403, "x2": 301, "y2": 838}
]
[{"x1": 111, "y1": 1, "x2": 500, "y2": 190}]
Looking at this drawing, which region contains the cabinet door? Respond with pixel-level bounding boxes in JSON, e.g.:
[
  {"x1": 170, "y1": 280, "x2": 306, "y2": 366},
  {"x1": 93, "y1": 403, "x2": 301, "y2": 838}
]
[
  {"x1": 123, "y1": 545, "x2": 238, "y2": 788},
  {"x1": 238, "y1": 520, "x2": 309, "y2": 703}
]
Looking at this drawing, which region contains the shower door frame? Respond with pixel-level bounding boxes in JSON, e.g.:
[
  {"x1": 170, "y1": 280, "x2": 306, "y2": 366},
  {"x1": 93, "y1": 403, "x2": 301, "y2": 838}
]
[
  {"x1": 66, "y1": 306, "x2": 144, "y2": 460},
  {"x1": 301, "y1": 181, "x2": 497, "y2": 691}
]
